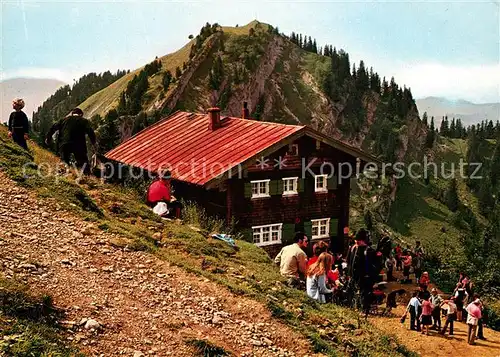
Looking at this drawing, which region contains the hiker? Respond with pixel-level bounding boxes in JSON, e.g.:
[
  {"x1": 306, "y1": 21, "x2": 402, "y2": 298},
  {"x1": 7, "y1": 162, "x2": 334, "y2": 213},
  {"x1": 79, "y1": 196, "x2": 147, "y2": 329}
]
[
  {"x1": 8, "y1": 98, "x2": 30, "y2": 150},
  {"x1": 146, "y1": 171, "x2": 182, "y2": 218},
  {"x1": 394, "y1": 244, "x2": 403, "y2": 271},
  {"x1": 347, "y1": 229, "x2": 378, "y2": 316},
  {"x1": 377, "y1": 234, "x2": 392, "y2": 259},
  {"x1": 413, "y1": 252, "x2": 423, "y2": 284},
  {"x1": 384, "y1": 288, "x2": 405, "y2": 315},
  {"x1": 402, "y1": 250, "x2": 412, "y2": 282},
  {"x1": 454, "y1": 282, "x2": 468, "y2": 322},
  {"x1": 430, "y1": 288, "x2": 443, "y2": 330},
  {"x1": 473, "y1": 294, "x2": 486, "y2": 341},
  {"x1": 440, "y1": 296, "x2": 457, "y2": 336},
  {"x1": 306, "y1": 252, "x2": 334, "y2": 303},
  {"x1": 307, "y1": 241, "x2": 329, "y2": 266},
  {"x1": 414, "y1": 240, "x2": 424, "y2": 256},
  {"x1": 46, "y1": 108, "x2": 96, "y2": 173},
  {"x1": 385, "y1": 254, "x2": 396, "y2": 281},
  {"x1": 418, "y1": 285, "x2": 431, "y2": 301},
  {"x1": 466, "y1": 298, "x2": 482, "y2": 345},
  {"x1": 420, "y1": 296, "x2": 433, "y2": 335},
  {"x1": 419, "y1": 271, "x2": 430, "y2": 289},
  {"x1": 274, "y1": 232, "x2": 308, "y2": 288},
  {"x1": 406, "y1": 291, "x2": 422, "y2": 331}
]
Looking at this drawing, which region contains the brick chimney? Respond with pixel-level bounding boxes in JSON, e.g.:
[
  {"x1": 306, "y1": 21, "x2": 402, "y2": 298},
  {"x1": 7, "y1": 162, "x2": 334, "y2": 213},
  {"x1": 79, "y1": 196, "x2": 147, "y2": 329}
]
[
  {"x1": 208, "y1": 107, "x2": 221, "y2": 130},
  {"x1": 242, "y1": 101, "x2": 250, "y2": 119}
]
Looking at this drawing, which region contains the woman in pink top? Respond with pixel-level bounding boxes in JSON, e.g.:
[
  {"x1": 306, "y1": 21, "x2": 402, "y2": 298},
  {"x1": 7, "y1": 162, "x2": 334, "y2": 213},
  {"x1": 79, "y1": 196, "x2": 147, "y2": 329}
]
[
  {"x1": 420, "y1": 297, "x2": 434, "y2": 335},
  {"x1": 466, "y1": 299, "x2": 482, "y2": 345}
]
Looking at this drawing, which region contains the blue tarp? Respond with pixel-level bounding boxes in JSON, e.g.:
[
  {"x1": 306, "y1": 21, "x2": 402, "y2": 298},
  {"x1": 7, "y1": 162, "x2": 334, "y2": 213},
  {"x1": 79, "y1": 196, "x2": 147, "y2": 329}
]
[{"x1": 211, "y1": 233, "x2": 236, "y2": 247}]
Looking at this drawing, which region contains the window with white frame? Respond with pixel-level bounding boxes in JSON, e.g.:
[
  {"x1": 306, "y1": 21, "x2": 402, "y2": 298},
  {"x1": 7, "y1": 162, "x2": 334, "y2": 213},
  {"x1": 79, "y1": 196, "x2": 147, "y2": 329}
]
[
  {"x1": 251, "y1": 179, "x2": 270, "y2": 198},
  {"x1": 315, "y1": 174, "x2": 328, "y2": 192},
  {"x1": 252, "y1": 223, "x2": 282, "y2": 246},
  {"x1": 282, "y1": 177, "x2": 298, "y2": 195},
  {"x1": 311, "y1": 218, "x2": 330, "y2": 239},
  {"x1": 288, "y1": 144, "x2": 299, "y2": 156}
]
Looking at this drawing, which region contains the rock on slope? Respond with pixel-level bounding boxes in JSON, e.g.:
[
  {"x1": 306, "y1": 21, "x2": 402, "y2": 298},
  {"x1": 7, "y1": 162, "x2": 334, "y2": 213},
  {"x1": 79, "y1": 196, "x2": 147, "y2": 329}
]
[{"x1": 0, "y1": 172, "x2": 319, "y2": 357}]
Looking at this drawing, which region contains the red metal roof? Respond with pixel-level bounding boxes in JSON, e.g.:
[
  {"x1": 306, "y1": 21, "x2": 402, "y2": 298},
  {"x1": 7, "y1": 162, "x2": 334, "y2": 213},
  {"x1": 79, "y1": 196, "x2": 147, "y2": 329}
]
[{"x1": 106, "y1": 111, "x2": 305, "y2": 186}]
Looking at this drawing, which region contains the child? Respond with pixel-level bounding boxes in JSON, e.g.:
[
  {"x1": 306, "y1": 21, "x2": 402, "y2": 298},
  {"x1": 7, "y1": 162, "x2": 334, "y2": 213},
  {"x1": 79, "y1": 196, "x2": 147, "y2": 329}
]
[
  {"x1": 406, "y1": 291, "x2": 421, "y2": 331},
  {"x1": 454, "y1": 283, "x2": 468, "y2": 322},
  {"x1": 420, "y1": 297, "x2": 433, "y2": 335},
  {"x1": 440, "y1": 297, "x2": 457, "y2": 336},
  {"x1": 420, "y1": 271, "x2": 430, "y2": 289},
  {"x1": 402, "y1": 251, "x2": 412, "y2": 282}
]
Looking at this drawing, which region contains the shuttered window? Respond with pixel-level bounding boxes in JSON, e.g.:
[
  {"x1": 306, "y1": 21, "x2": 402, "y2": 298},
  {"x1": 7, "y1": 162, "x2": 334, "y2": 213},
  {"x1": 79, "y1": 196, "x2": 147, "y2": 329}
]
[
  {"x1": 315, "y1": 175, "x2": 328, "y2": 192},
  {"x1": 282, "y1": 177, "x2": 298, "y2": 195},
  {"x1": 311, "y1": 218, "x2": 330, "y2": 239},
  {"x1": 250, "y1": 180, "x2": 270, "y2": 198}
]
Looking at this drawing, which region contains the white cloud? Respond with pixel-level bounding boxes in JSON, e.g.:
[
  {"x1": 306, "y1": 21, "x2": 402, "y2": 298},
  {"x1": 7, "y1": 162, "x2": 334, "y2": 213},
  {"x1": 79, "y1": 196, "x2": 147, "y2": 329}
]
[{"x1": 392, "y1": 62, "x2": 500, "y2": 103}]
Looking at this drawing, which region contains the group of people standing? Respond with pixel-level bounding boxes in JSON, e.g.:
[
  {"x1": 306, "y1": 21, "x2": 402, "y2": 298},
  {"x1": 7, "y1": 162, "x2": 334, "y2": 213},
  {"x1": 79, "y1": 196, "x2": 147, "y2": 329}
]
[{"x1": 404, "y1": 269, "x2": 486, "y2": 345}]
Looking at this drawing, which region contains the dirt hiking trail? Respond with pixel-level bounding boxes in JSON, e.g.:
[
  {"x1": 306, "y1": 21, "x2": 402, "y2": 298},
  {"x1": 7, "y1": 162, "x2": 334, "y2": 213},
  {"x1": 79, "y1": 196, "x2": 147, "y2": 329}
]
[
  {"x1": 371, "y1": 278, "x2": 500, "y2": 357},
  {"x1": 0, "y1": 172, "x2": 319, "y2": 357}
]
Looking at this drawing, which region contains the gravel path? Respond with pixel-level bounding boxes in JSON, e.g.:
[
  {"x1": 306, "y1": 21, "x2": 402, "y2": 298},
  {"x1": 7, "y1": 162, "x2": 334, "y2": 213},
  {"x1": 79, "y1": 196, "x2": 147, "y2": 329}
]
[{"x1": 0, "y1": 172, "x2": 319, "y2": 357}]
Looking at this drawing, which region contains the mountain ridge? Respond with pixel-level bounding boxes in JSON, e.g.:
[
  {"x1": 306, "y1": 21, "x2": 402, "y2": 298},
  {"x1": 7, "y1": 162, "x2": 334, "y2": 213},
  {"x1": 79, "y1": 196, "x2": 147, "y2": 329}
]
[
  {"x1": 70, "y1": 20, "x2": 427, "y2": 165},
  {"x1": 416, "y1": 96, "x2": 500, "y2": 126}
]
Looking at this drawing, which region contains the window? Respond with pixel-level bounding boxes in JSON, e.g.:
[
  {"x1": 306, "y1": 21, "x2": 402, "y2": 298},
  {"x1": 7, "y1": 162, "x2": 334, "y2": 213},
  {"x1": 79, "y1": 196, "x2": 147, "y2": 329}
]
[
  {"x1": 252, "y1": 223, "x2": 282, "y2": 246},
  {"x1": 315, "y1": 174, "x2": 328, "y2": 192},
  {"x1": 251, "y1": 179, "x2": 270, "y2": 198},
  {"x1": 288, "y1": 144, "x2": 299, "y2": 156},
  {"x1": 282, "y1": 177, "x2": 298, "y2": 195},
  {"x1": 311, "y1": 218, "x2": 330, "y2": 239}
]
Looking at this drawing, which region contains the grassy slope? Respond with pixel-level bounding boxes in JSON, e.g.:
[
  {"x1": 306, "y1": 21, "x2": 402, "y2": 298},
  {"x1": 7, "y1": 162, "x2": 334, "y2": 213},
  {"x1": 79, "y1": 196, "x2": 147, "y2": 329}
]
[
  {"x1": 78, "y1": 21, "x2": 266, "y2": 119},
  {"x1": 0, "y1": 278, "x2": 82, "y2": 356},
  {"x1": 0, "y1": 126, "x2": 416, "y2": 356},
  {"x1": 385, "y1": 137, "x2": 493, "y2": 291}
]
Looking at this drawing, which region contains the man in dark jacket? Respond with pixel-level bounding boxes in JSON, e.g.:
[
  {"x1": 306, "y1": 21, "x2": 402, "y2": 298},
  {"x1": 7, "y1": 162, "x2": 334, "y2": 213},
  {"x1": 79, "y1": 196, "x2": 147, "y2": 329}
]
[
  {"x1": 46, "y1": 108, "x2": 96, "y2": 173},
  {"x1": 347, "y1": 229, "x2": 378, "y2": 316},
  {"x1": 8, "y1": 98, "x2": 30, "y2": 150}
]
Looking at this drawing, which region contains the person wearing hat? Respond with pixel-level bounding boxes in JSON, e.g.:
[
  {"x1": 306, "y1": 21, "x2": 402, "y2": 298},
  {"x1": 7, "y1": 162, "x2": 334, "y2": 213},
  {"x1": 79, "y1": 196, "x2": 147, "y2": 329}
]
[
  {"x1": 430, "y1": 288, "x2": 443, "y2": 330},
  {"x1": 45, "y1": 108, "x2": 96, "y2": 173},
  {"x1": 8, "y1": 98, "x2": 30, "y2": 150}
]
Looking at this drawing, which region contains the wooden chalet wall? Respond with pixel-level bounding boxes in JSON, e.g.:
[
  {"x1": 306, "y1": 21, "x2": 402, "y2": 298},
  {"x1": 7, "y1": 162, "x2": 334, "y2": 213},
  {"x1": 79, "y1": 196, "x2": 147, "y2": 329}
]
[{"x1": 228, "y1": 135, "x2": 355, "y2": 254}]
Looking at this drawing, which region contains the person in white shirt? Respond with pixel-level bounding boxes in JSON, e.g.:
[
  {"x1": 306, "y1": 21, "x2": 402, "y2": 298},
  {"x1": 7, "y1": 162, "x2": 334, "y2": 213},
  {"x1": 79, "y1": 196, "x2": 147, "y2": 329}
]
[
  {"x1": 406, "y1": 291, "x2": 422, "y2": 331},
  {"x1": 440, "y1": 297, "x2": 457, "y2": 336}
]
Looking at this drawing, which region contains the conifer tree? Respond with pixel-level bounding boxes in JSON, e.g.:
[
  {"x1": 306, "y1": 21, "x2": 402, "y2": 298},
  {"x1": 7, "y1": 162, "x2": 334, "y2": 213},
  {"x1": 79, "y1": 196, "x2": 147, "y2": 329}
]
[
  {"x1": 445, "y1": 178, "x2": 459, "y2": 212},
  {"x1": 162, "y1": 70, "x2": 172, "y2": 91},
  {"x1": 422, "y1": 112, "x2": 428, "y2": 127},
  {"x1": 478, "y1": 176, "x2": 495, "y2": 215},
  {"x1": 175, "y1": 66, "x2": 182, "y2": 79},
  {"x1": 490, "y1": 139, "x2": 500, "y2": 188},
  {"x1": 99, "y1": 109, "x2": 120, "y2": 152},
  {"x1": 209, "y1": 55, "x2": 224, "y2": 90},
  {"x1": 426, "y1": 117, "x2": 436, "y2": 148}
]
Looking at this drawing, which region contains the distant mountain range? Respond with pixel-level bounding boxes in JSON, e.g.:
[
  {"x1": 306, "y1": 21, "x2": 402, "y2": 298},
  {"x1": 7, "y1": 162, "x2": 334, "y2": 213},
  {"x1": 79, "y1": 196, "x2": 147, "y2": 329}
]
[
  {"x1": 416, "y1": 96, "x2": 500, "y2": 126},
  {"x1": 1, "y1": 78, "x2": 66, "y2": 123}
]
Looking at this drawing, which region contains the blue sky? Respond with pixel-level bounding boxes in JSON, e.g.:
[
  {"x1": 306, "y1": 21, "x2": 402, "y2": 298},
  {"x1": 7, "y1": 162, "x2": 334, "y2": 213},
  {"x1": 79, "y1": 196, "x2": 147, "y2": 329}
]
[{"x1": 1, "y1": 0, "x2": 499, "y2": 102}]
